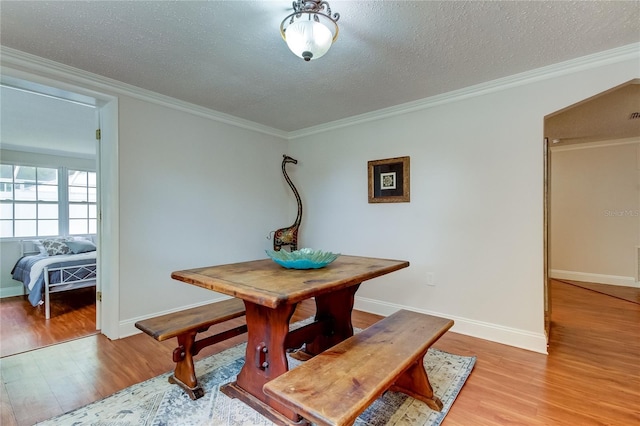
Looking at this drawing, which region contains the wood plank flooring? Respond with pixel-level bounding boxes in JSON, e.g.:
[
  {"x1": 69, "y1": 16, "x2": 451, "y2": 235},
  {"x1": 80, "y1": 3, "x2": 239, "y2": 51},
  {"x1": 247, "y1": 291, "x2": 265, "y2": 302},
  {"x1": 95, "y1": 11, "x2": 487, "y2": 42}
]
[
  {"x1": 0, "y1": 287, "x2": 97, "y2": 358},
  {"x1": 555, "y1": 279, "x2": 640, "y2": 305},
  {"x1": 1, "y1": 280, "x2": 639, "y2": 425}
]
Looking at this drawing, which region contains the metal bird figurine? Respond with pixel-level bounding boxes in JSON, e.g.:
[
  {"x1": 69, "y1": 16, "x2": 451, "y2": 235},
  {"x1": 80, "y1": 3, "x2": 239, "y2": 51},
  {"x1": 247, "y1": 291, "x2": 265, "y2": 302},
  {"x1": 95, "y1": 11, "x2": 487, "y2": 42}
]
[{"x1": 273, "y1": 155, "x2": 302, "y2": 251}]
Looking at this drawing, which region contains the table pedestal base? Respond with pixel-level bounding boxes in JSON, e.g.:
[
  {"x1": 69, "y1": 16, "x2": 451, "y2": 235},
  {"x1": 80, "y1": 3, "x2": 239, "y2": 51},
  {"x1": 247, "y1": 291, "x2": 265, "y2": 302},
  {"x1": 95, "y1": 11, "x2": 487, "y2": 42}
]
[{"x1": 221, "y1": 381, "x2": 310, "y2": 426}]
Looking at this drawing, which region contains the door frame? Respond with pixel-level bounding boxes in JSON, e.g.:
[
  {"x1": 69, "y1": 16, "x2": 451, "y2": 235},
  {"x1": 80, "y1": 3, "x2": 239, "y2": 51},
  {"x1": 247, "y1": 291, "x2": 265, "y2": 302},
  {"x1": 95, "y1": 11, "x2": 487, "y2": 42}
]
[
  {"x1": 0, "y1": 63, "x2": 120, "y2": 339},
  {"x1": 543, "y1": 137, "x2": 551, "y2": 341}
]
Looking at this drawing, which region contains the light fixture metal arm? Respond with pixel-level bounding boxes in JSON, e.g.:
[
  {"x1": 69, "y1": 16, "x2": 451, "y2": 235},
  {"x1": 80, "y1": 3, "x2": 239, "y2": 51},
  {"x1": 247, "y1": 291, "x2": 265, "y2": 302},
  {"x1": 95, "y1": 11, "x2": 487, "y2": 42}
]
[
  {"x1": 280, "y1": 0, "x2": 340, "y2": 45},
  {"x1": 292, "y1": 0, "x2": 340, "y2": 22}
]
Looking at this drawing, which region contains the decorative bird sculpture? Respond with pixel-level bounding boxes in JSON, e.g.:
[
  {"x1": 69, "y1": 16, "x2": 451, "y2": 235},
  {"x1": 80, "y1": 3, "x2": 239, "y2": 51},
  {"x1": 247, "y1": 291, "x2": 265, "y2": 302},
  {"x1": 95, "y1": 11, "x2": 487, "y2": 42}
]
[{"x1": 273, "y1": 155, "x2": 302, "y2": 251}]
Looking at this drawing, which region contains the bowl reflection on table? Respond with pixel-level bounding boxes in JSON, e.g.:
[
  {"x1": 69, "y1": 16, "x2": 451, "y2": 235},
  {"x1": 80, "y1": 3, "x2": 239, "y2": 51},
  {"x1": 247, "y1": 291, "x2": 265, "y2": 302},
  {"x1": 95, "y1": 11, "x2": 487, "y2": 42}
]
[{"x1": 265, "y1": 248, "x2": 340, "y2": 269}]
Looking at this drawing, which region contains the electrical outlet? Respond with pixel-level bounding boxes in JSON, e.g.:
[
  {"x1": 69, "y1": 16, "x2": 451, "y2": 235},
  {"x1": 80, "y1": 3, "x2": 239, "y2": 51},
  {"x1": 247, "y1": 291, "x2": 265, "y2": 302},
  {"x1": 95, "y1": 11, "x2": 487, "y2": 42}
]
[{"x1": 426, "y1": 272, "x2": 435, "y2": 286}]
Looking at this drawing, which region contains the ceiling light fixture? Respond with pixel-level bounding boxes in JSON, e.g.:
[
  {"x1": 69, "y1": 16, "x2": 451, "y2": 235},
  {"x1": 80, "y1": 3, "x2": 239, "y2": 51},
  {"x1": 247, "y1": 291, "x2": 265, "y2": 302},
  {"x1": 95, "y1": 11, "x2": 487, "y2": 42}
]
[{"x1": 280, "y1": 0, "x2": 340, "y2": 62}]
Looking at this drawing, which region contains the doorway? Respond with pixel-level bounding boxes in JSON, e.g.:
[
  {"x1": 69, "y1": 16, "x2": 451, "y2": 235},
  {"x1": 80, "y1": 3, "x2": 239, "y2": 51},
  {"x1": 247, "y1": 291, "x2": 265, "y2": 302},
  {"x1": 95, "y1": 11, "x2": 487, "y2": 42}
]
[
  {"x1": 0, "y1": 78, "x2": 99, "y2": 356},
  {"x1": 544, "y1": 80, "x2": 640, "y2": 341},
  {"x1": 0, "y1": 70, "x2": 120, "y2": 350}
]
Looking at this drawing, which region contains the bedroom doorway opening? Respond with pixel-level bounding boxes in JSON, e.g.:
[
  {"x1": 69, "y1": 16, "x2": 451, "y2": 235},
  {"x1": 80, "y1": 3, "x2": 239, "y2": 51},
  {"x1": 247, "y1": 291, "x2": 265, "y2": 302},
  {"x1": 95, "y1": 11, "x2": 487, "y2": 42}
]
[
  {"x1": 543, "y1": 79, "x2": 640, "y2": 343},
  {"x1": 0, "y1": 72, "x2": 118, "y2": 355}
]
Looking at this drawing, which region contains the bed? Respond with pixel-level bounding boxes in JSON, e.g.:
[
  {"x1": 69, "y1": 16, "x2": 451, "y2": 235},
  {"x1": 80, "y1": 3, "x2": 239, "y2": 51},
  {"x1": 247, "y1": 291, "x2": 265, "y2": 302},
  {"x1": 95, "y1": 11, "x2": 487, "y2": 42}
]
[{"x1": 11, "y1": 238, "x2": 97, "y2": 319}]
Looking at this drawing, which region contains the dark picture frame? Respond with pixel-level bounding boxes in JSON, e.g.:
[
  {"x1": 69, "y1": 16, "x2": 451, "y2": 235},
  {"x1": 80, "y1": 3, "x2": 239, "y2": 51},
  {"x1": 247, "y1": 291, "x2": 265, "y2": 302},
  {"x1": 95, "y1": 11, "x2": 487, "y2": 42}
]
[{"x1": 368, "y1": 156, "x2": 410, "y2": 203}]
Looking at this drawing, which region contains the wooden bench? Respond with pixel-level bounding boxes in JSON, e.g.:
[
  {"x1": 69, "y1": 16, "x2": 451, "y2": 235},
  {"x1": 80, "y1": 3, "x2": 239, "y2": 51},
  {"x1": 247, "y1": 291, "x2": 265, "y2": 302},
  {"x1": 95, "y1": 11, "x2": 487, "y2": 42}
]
[
  {"x1": 135, "y1": 297, "x2": 247, "y2": 400},
  {"x1": 263, "y1": 309, "x2": 454, "y2": 426}
]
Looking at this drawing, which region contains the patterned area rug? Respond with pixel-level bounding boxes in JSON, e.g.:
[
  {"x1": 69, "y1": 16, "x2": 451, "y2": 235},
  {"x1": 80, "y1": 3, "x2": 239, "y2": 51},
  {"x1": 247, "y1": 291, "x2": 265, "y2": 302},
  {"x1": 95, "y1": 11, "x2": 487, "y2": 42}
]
[{"x1": 39, "y1": 341, "x2": 475, "y2": 426}]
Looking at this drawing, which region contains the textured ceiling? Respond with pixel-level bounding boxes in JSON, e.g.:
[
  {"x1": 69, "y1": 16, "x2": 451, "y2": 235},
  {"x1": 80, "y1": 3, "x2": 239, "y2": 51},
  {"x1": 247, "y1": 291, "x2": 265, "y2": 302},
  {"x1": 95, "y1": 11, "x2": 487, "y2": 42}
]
[{"x1": 1, "y1": 1, "x2": 639, "y2": 133}]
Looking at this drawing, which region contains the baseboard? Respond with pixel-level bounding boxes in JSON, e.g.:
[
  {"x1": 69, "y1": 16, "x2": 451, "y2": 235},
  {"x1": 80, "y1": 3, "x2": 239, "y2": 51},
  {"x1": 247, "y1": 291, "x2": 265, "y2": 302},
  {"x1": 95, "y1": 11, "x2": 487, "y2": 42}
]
[
  {"x1": 549, "y1": 269, "x2": 639, "y2": 288},
  {"x1": 0, "y1": 285, "x2": 25, "y2": 299},
  {"x1": 118, "y1": 296, "x2": 236, "y2": 338},
  {"x1": 354, "y1": 296, "x2": 549, "y2": 355},
  {"x1": 118, "y1": 295, "x2": 549, "y2": 354}
]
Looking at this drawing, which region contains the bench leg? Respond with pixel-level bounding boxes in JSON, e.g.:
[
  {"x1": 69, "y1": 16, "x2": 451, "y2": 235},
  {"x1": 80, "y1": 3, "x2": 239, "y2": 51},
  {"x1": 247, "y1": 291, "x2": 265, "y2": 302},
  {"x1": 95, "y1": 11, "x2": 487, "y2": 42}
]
[
  {"x1": 168, "y1": 331, "x2": 205, "y2": 400},
  {"x1": 390, "y1": 357, "x2": 444, "y2": 412}
]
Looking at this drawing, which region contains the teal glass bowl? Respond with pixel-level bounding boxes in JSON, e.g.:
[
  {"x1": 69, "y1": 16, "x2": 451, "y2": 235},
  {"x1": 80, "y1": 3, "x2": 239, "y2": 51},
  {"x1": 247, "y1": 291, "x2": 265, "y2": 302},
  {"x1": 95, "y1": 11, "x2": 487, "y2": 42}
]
[{"x1": 265, "y1": 248, "x2": 340, "y2": 269}]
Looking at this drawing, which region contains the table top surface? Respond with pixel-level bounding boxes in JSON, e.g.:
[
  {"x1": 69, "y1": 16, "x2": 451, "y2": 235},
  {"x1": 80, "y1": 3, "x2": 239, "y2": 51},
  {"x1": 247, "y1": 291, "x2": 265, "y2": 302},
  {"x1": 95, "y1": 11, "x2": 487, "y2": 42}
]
[{"x1": 171, "y1": 255, "x2": 409, "y2": 308}]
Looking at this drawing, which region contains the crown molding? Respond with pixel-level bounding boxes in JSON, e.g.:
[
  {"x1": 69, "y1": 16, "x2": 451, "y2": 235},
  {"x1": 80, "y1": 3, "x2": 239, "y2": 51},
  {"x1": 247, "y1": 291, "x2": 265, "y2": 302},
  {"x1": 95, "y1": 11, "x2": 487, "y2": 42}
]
[
  {"x1": 2, "y1": 43, "x2": 638, "y2": 142},
  {"x1": 0, "y1": 47, "x2": 288, "y2": 140},
  {"x1": 288, "y1": 43, "x2": 640, "y2": 140}
]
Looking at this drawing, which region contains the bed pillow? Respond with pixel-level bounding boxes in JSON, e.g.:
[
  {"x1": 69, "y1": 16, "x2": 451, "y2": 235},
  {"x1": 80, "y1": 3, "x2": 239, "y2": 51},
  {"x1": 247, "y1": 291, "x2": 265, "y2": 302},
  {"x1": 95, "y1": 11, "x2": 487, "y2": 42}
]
[
  {"x1": 41, "y1": 238, "x2": 72, "y2": 256},
  {"x1": 31, "y1": 240, "x2": 48, "y2": 255},
  {"x1": 65, "y1": 240, "x2": 97, "y2": 254}
]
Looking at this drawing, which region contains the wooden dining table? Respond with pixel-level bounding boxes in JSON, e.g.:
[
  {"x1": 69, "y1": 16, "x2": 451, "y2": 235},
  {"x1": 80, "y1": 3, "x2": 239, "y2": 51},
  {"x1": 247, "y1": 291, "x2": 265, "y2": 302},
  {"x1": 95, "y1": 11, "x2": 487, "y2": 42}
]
[{"x1": 171, "y1": 254, "x2": 409, "y2": 424}]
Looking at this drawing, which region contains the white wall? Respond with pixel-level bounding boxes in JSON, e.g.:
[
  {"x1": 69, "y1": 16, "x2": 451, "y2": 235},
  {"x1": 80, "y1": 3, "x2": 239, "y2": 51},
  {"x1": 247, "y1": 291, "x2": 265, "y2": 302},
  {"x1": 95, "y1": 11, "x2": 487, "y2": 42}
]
[
  {"x1": 289, "y1": 55, "x2": 640, "y2": 353},
  {"x1": 117, "y1": 96, "x2": 289, "y2": 320},
  {"x1": 550, "y1": 140, "x2": 640, "y2": 286}
]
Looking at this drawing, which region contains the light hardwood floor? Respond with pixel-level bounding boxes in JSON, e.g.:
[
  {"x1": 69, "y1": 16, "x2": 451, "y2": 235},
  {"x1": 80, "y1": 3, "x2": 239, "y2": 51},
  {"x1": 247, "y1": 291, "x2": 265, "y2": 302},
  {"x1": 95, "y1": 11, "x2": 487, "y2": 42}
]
[
  {"x1": 555, "y1": 279, "x2": 640, "y2": 305},
  {"x1": 1, "y1": 280, "x2": 639, "y2": 425},
  {"x1": 0, "y1": 287, "x2": 97, "y2": 358}
]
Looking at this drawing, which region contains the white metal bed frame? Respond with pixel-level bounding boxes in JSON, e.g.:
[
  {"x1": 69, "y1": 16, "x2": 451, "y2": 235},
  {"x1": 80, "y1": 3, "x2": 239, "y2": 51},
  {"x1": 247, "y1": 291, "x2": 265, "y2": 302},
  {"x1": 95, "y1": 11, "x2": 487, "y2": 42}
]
[{"x1": 42, "y1": 263, "x2": 97, "y2": 319}]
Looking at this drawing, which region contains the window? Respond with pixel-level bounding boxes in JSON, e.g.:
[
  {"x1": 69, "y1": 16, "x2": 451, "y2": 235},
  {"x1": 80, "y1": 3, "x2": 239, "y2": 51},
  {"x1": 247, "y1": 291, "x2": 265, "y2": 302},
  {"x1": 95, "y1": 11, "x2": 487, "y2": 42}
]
[
  {"x1": 0, "y1": 164, "x2": 96, "y2": 238},
  {"x1": 68, "y1": 170, "x2": 97, "y2": 235}
]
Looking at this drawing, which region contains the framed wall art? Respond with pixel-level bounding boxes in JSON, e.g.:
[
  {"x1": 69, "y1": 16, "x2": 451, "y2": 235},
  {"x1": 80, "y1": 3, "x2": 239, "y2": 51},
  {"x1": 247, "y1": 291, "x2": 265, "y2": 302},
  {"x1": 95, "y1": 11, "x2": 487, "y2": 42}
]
[{"x1": 368, "y1": 156, "x2": 410, "y2": 203}]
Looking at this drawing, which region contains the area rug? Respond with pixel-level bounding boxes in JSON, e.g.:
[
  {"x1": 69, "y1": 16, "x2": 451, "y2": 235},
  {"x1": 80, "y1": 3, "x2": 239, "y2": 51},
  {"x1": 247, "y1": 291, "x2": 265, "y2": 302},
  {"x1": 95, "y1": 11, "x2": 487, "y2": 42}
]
[{"x1": 39, "y1": 342, "x2": 475, "y2": 426}]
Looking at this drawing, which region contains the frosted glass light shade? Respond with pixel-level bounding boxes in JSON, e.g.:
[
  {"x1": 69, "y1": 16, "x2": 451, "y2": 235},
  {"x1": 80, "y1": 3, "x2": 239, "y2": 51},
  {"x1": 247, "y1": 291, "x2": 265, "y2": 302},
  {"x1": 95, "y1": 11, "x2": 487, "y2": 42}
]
[{"x1": 285, "y1": 19, "x2": 333, "y2": 61}]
